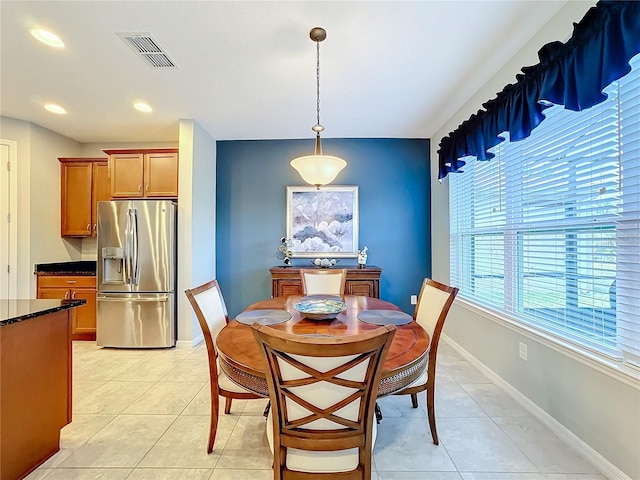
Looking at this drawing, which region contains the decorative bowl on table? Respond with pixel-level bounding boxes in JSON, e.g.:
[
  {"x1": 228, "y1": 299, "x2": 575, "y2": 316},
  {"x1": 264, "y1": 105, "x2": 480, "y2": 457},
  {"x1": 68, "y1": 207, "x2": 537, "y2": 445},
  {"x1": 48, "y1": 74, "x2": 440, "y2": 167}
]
[
  {"x1": 294, "y1": 295, "x2": 347, "y2": 320},
  {"x1": 311, "y1": 258, "x2": 339, "y2": 268}
]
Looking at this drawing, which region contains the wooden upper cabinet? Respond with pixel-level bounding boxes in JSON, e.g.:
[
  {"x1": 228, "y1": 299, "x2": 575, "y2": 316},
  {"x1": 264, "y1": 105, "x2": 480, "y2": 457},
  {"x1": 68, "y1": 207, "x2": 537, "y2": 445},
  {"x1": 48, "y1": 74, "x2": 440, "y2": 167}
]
[
  {"x1": 59, "y1": 158, "x2": 109, "y2": 237},
  {"x1": 144, "y1": 152, "x2": 179, "y2": 197},
  {"x1": 92, "y1": 162, "x2": 111, "y2": 234},
  {"x1": 104, "y1": 148, "x2": 178, "y2": 199},
  {"x1": 107, "y1": 152, "x2": 145, "y2": 197}
]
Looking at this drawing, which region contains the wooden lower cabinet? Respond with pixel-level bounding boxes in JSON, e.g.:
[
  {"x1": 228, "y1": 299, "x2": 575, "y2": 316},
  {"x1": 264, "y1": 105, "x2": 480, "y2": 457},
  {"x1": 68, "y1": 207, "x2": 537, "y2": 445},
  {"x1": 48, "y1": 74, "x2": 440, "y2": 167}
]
[
  {"x1": 36, "y1": 276, "x2": 97, "y2": 341},
  {"x1": 0, "y1": 307, "x2": 73, "y2": 480},
  {"x1": 270, "y1": 265, "x2": 382, "y2": 298}
]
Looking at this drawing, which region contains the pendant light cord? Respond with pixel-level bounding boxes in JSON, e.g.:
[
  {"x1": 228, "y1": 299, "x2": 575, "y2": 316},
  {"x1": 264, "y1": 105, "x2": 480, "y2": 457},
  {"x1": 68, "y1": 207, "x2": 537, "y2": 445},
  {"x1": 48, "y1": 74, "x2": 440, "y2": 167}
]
[
  {"x1": 316, "y1": 39, "x2": 321, "y2": 129},
  {"x1": 312, "y1": 33, "x2": 324, "y2": 155}
]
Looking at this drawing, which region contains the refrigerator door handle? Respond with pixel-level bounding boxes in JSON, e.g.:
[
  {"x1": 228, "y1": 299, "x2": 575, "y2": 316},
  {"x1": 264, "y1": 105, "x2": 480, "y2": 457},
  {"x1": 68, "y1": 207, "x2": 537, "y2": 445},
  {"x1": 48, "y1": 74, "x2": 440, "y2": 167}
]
[
  {"x1": 132, "y1": 208, "x2": 140, "y2": 285},
  {"x1": 97, "y1": 294, "x2": 169, "y2": 302},
  {"x1": 124, "y1": 209, "x2": 131, "y2": 284}
]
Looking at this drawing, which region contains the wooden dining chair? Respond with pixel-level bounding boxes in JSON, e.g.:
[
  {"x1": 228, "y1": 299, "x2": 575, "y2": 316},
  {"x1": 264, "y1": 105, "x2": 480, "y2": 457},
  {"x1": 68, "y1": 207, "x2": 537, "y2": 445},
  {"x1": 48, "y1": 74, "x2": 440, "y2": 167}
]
[
  {"x1": 185, "y1": 279, "x2": 262, "y2": 453},
  {"x1": 300, "y1": 268, "x2": 347, "y2": 296},
  {"x1": 252, "y1": 323, "x2": 396, "y2": 480},
  {"x1": 393, "y1": 278, "x2": 458, "y2": 445}
]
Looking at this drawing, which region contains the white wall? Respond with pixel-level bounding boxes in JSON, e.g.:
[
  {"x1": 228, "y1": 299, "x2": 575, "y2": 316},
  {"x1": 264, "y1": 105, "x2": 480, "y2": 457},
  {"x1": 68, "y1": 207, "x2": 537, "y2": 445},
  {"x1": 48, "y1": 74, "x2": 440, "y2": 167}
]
[
  {"x1": 177, "y1": 119, "x2": 216, "y2": 346},
  {"x1": 1, "y1": 116, "x2": 83, "y2": 296},
  {"x1": 29, "y1": 124, "x2": 84, "y2": 273},
  {"x1": 79, "y1": 142, "x2": 177, "y2": 157},
  {"x1": 1, "y1": 117, "x2": 31, "y2": 297},
  {"x1": 430, "y1": 2, "x2": 640, "y2": 479},
  {"x1": 187, "y1": 122, "x2": 216, "y2": 289}
]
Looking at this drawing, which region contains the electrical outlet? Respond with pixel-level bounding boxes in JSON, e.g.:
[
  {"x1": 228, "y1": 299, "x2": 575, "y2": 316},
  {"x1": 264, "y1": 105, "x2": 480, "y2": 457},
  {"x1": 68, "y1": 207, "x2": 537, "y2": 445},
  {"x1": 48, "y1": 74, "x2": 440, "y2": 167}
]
[
  {"x1": 519, "y1": 341, "x2": 528, "y2": 361},
  {"x1": 410, "y1": 295, "x2": 417, "y2": 305}
]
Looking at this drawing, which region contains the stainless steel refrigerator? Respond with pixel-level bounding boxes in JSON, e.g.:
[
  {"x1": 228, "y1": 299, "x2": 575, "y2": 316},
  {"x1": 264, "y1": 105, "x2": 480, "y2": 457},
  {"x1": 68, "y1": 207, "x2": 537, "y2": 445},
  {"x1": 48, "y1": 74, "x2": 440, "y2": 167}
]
[{"x1": 96, "y1": 200, "x2": 177, "y2": 348}]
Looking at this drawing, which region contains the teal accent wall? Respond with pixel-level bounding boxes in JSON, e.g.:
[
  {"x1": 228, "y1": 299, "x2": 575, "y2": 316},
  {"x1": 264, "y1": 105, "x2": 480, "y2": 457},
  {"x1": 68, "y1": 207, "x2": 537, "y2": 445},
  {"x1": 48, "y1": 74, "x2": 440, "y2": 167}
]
[{"x1": 216, "y1": 138, "x2": 431, "y2": 318}]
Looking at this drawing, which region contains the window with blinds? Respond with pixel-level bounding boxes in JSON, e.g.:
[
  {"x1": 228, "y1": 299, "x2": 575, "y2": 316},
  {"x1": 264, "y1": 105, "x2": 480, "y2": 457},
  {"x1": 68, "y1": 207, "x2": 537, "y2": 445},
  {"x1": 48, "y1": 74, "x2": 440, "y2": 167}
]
[{"x1": 449, "y1": 54, "x2": 640, "y2": 365}]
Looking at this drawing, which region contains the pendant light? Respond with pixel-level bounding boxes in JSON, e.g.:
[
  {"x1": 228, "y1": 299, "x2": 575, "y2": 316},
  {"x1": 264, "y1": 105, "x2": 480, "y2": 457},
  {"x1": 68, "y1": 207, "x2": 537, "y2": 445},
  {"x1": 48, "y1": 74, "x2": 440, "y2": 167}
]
[{"x1": 290, "y1": 27, "x2": 347, "y2": 189}]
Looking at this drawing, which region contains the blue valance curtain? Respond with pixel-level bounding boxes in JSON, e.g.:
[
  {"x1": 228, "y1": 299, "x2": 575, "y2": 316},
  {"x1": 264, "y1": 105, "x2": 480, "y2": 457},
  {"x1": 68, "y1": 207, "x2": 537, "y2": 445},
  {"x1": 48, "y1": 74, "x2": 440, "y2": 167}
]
[{"x1": 438, "y1": 0, "x2": 640, "y2": 180}]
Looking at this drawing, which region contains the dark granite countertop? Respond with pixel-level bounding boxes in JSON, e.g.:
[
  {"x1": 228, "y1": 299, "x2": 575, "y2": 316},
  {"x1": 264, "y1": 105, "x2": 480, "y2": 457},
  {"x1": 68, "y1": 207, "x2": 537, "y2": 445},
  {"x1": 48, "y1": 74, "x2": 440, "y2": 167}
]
[
  {"x1": 34, "y1": 261, "x2": 96, "y2": 276},
  {"x1": 0, "y1": 299, "x2": 86, "y2": 326}
]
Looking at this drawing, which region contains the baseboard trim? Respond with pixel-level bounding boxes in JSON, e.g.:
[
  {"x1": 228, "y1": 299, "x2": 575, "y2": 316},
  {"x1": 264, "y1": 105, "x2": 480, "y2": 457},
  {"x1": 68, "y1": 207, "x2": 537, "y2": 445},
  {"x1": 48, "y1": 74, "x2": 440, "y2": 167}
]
[
  {"x1": 176, "y1": 334, "x2": 203, "y2": 349},
  {"x1": 442, "y1": 334, "x2": 632, "y2": 480}
]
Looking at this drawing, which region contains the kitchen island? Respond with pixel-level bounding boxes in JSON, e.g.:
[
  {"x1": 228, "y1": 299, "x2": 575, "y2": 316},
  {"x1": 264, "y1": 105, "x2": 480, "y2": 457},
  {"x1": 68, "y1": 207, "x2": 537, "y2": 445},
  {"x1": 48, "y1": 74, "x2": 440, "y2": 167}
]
[{"x1": 0, "y1": 299, "x2": 85, "y2": 480}]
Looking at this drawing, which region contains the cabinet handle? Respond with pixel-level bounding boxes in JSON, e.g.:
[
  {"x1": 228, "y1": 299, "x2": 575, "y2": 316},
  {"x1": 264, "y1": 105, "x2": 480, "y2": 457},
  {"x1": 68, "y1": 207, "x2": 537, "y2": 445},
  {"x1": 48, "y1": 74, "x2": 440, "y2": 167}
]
[
  {"x1": 93, "y1": 223, "x2": 97, "y2": 232},
  {"x1": 66, "y1": 280, "x2": 77, "y2": 284},
  {"x1": 146, "y1": 184, "x2": 149, "y2": 191},
  {"x1": 87, "y1": 223, "x2": 91, "y2": 231},
  {"x1": 64, "y1": 291, "x2": 69, "y2": 299},
  {"x1": 138, "y1": 184, "x2": 142, "y2": 192},
  {"x1": 71, "y1": 291, "x2": 76, "y2": 299}
]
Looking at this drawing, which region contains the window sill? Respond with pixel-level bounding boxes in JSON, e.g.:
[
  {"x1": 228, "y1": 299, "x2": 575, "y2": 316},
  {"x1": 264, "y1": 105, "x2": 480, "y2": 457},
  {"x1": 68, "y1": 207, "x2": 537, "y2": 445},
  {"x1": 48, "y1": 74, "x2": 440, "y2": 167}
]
[{"x1": 455, "y1": 297, "x2": 640, "y2": 390}]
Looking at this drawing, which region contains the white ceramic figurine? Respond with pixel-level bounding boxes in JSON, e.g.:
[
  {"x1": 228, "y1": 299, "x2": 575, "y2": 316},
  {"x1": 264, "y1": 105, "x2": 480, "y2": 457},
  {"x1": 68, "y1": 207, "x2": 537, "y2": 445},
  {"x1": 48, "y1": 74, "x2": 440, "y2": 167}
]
[{"x1": 357, "y1": 246, "x2": 368, "y2": 267}]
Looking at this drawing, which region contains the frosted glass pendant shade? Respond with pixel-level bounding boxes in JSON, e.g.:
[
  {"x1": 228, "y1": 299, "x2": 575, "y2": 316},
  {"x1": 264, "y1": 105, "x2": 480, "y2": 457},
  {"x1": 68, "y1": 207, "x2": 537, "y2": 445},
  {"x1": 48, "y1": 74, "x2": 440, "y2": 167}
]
[{"x1": 290, "y1": 155, "x2": 347, "y2": 188}]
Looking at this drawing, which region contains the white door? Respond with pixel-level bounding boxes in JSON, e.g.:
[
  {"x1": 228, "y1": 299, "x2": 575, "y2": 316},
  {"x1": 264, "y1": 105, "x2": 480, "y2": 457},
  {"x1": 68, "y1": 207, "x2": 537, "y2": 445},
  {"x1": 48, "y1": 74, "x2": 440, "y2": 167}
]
[{"x1": 0, "y1": 140, "x2": 18, "y2": 299}]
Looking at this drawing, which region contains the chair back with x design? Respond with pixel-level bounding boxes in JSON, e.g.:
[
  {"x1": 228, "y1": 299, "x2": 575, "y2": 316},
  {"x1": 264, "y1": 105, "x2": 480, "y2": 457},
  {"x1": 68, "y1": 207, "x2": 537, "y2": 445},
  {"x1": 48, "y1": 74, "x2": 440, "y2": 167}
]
[{"x1": 252, "y1": 323, "x2": 395, "y2": 479}]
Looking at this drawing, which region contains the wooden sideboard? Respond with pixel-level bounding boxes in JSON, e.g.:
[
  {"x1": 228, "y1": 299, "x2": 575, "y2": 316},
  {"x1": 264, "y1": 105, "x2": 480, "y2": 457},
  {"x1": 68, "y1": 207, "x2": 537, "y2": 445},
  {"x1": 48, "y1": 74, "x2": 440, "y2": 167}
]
[{"x1": 270, "y1": 265, "x2": 382, "y2": 298}]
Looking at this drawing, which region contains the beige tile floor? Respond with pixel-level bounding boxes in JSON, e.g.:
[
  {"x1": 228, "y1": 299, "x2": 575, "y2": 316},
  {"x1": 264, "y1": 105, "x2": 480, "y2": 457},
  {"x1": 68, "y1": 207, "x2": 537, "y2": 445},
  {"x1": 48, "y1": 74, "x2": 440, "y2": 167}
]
[{"x1": 26, "y1": 340, "x2": 609, "y2": 480}]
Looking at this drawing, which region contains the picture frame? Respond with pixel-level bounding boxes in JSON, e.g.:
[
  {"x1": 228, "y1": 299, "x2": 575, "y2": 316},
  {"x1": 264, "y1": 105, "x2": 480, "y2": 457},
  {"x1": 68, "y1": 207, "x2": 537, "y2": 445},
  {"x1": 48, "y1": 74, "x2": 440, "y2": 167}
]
[{"x1": 286, "y1": 185, "x2": 359, "y2": 258}]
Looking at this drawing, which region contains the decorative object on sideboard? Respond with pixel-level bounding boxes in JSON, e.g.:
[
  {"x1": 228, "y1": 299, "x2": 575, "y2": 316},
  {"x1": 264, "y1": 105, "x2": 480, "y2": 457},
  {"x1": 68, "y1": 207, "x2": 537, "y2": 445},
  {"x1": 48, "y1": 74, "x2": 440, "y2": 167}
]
[
  {"x1": 312, "y1": 258, "x2": 339, "y2": 268},
  {"x1": 277, "y1": 237, "x2": 293, "y2": 266},
  {"x1": 286, "y1": 185, "x2": 359, "y2": 258},
  {"x1": 357, "y1": 246, "x2": 368, "y2": 268},
  {"x1": 289, "y1": 27, "x2": 346, "y2": 188}
]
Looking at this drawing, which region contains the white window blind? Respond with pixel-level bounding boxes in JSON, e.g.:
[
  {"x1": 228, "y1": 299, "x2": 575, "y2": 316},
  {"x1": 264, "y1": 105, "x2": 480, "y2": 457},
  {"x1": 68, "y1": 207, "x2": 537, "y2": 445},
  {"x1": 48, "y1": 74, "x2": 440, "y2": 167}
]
[
  {"x1": 450, "y1": 54, "x2": 640, "y2": 364},
  {"x1": 617, "y1": 57, "x2": 640, "y2": 365}
]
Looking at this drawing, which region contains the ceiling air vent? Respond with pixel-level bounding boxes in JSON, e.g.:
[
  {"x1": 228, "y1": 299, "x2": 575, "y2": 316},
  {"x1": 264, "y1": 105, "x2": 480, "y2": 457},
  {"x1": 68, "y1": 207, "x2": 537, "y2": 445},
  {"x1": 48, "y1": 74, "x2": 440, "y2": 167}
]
[{"x1": 117, "y1": 32, "x2": 179, "y2": 69}]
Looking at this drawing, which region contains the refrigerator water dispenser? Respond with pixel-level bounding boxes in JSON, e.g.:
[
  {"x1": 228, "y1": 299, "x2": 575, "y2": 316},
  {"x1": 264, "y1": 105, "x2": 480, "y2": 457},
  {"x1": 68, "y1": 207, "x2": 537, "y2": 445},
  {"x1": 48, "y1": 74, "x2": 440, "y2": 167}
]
[{"x1": 101, "y1": 247, "x2": 124, "y2": 283}]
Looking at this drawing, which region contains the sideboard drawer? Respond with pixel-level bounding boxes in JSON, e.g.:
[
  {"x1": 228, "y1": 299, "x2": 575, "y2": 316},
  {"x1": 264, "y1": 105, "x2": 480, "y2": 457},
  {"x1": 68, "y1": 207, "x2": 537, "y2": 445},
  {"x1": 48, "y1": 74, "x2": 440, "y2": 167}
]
[
  {"x1": 270, "y1": 265, "x2": 381, "y2": 299},
  {"x1": 346, "y1": 280, "x2": 377, "y2": 297}
]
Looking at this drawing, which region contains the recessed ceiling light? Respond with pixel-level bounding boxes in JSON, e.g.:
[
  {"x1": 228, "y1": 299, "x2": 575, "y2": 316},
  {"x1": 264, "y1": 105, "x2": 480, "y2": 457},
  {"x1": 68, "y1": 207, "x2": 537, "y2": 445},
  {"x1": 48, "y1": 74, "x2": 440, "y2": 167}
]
[
  {"x1": 134, "y1": 102, "x2": 152, "y2": 113},
  {"x1": 29, "y1": 28, "x2": 65, "y2": 48},
  {"x1": 44, "y1": 104, "x2": 67, "y2": 114}
]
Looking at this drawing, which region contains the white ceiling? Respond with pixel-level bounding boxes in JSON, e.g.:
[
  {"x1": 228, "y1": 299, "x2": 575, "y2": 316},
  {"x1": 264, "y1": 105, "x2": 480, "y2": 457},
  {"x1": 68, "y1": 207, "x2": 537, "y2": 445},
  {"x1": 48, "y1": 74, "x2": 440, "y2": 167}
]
[{"x1": 1, "y1": 1, "x2": 573, "y2": 144}]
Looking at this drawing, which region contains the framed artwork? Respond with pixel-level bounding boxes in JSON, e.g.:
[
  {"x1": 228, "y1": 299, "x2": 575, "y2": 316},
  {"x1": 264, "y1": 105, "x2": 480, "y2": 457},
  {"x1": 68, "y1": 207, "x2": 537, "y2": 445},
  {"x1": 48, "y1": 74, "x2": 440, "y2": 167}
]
[{"x1": 286, "y1": 185, "x2": 359, "y2": 258}]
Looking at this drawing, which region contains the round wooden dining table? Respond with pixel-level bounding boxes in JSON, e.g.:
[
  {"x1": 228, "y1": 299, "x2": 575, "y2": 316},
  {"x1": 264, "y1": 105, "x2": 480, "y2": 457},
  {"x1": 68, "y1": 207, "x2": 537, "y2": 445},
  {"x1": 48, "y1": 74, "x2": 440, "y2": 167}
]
[{"x1": 216, "y1": 295, "x2": 430, "y2": 397}]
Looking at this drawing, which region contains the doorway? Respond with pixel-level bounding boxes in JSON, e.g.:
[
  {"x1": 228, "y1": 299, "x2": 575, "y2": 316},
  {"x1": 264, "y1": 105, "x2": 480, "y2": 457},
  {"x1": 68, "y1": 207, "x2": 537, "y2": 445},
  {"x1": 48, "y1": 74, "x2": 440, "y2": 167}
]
[{"x1": 0, "y1": 139, "x2": 18, "y2": 299}]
